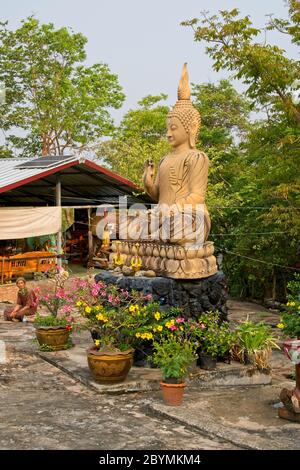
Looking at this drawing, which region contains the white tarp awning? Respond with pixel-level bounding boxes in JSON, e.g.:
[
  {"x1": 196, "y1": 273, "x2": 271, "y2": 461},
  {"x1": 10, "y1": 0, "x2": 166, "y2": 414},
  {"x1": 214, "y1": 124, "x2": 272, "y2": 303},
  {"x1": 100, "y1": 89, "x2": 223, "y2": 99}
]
[{"x1": 0, "y1": 207, "x2": 61, "y2": 239}]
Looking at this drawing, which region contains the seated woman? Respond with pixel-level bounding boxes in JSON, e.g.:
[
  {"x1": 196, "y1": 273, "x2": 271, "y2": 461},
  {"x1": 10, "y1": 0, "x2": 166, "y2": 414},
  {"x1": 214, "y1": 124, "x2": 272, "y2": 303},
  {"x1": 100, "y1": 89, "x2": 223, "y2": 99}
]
[{"x1": 4, "y1": 277, "x2": 38, "y2": 322}]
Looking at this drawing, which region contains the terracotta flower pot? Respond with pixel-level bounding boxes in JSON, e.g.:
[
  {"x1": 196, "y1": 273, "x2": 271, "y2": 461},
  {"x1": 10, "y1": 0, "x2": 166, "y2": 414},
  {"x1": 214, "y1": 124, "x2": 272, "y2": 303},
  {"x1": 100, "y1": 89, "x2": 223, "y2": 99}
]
[
  {"x1": 35, "y1": 326, "x2": 70, "y2": 351},
  {"x1": 160, "y1": 380, "x2": 186, "y2": 406},
  {"x1": 87, "y1": 347, "x2": 134, "y2": 383}
]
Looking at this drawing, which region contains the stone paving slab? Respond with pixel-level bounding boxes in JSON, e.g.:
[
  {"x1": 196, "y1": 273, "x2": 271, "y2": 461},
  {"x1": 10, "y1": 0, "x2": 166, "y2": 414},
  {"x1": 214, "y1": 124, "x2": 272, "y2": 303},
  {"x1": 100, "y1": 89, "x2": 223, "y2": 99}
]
[
  {"x1": 39, "y1": 346, "x2": 162, "y2": 394},
  {"x1": 148, "y1": 380, "x2": 300, "y2": 450},
  {"x1": 38, "y1": 341, "x2": 273, "y2": 395}
]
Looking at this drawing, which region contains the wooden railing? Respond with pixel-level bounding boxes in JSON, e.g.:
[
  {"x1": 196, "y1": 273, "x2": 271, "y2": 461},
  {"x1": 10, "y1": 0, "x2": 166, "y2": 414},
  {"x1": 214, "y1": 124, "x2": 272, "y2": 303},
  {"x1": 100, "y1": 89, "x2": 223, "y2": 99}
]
[{"x1": 0, "y1": 251, "x2": 57, "y2": 284}]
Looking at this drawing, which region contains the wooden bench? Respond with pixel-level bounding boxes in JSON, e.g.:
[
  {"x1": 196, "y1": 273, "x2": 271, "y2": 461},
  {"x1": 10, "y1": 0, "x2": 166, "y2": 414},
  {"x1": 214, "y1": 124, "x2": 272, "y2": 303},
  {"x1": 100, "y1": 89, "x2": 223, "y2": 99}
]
[{"x1": 0, "y1": 251, "x2": 57, "y2": 283}]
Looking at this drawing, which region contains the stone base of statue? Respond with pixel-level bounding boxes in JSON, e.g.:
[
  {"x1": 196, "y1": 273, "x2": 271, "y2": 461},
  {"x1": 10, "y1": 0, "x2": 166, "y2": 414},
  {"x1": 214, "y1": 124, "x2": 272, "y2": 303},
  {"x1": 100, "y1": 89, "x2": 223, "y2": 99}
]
[
  {"x1": 110, "y1": 240, "x2": 218, "y2": 280},
  {"x1": 95, "y1": 270, "x2": 228, "y2": 321}
]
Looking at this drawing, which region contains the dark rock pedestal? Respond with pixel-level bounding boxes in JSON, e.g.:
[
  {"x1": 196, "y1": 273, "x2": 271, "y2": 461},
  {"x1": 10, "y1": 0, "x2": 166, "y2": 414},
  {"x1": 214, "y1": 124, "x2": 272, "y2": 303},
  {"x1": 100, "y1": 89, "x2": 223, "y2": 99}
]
[{"x1": 95, "y1": 270, "x2": 228, "y2": 321}]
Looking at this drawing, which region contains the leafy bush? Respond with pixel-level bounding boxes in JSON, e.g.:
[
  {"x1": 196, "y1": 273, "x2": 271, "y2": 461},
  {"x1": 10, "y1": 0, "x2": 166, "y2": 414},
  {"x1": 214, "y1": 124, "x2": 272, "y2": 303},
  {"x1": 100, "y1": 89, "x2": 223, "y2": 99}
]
[
  {"x1": 232, "y1": 320, "x2": 279, "y2": 369},
  {"x1": 196, "y1": 311, "x2": 235, "y2": 359},
  {"x1": 277, "y1": 273, "x2": 300, "y2": 339},
  {"x1": 153, "y1": 338, "x2": 197, "y2": 381}
]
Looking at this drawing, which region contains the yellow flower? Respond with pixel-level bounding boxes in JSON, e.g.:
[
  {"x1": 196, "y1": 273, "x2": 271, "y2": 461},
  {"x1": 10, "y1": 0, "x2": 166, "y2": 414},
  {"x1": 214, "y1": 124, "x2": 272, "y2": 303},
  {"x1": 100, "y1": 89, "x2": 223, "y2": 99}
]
[
  {"x1": 277, "y1": 323, "x2": 285, "y2": 329},
  {"x1": 135, "y1": 332, "x2": 141, "y2": 338},
  {"x1": 290, "y1": 302, "x2": 296, "y2": 307},
  {"x1": 102, "y1": 317, "x2": 108, "y2": 323},
  {"x1": 286, "y1": 302, "x2": 290, "y2": 306},
  {"x1": 180, "y1": 326, "x2": 184, "y2": 331},
  {"x1": 129, "y1": 305, "x2": 136, "y2": 313},
  {"x1": 96, "y1": 313, "x2": 104, "y2": 321},
  {"x1": 76, "y1": 301, "x2": 82, "y2": 307},
  {"x1": 95, "y1": 305, "x2": 103, "y2": 311},
  {"x1": 157, "y1": 325, "x2": 163, "y2": 332},
  {"x1": 85, "y1": 306, "x2": 92, "y2": 314},
  {"x1": 298, "y1": 306, "x2": 300, "y2": 310},
  {"x1": 154, "y1": 312, "x2": 161, "y2": 321},
  {"x1": 94, "y1": 339, "x2": 100, "y2": 346},
  {"x1": 165, "y1": 319, "x2": 175, "y2": 328},
  {"x1": 153, "y1": 327, "x2": 157, "y2": 333}
]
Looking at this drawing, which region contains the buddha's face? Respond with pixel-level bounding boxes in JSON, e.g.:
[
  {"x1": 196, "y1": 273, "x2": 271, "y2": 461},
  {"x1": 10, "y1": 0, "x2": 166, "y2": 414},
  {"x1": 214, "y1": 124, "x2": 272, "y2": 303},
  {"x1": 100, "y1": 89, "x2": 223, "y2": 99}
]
[{"x1": 166, "y1": 116, "x2": 189, "y2": 148}]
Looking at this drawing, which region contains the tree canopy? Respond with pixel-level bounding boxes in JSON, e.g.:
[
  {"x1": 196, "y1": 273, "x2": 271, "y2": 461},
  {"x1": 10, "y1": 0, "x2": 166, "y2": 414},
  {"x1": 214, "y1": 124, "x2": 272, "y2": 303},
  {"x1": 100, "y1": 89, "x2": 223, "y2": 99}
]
[
  {"x1": 0, "y1": 16, "x2": 125, "y2": 156},
  {"x1": 182, "y1": 0, "x2": 300, "y2": 299},
  {"x1": 98, "y1": 94, "x2": 170, "y2": 185}
]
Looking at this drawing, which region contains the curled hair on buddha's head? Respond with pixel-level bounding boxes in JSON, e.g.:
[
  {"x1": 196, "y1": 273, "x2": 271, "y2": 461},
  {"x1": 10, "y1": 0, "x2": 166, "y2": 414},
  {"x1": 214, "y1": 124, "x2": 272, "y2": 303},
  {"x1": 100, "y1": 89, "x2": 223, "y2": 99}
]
[{"x1": 167, "y1": 63, "x2": 201, "y2": 148}]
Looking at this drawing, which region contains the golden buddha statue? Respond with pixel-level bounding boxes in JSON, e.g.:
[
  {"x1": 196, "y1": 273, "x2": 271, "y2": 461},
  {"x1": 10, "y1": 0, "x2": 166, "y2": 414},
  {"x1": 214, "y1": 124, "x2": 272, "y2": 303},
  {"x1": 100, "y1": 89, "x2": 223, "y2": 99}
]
[{"x1": 114, "y1": 64, "x2": 217, "y2": 279}]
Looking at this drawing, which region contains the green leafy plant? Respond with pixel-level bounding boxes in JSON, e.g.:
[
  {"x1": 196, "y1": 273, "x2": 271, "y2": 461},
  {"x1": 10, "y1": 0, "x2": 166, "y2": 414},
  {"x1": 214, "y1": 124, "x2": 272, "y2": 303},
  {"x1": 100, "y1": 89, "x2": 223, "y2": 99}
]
[
  {"x1": 73, "y1": 278, "x2": 174, "y2": 352},
  {"x1": 33, "y1": 266, "x2": 75, "y2": 333},
  {"x1": 232, "y1": 320, "x2": 279, "y2": 369},
  {"x1": 153, "y1": 338, "x2": 197, "y2": 383},
  {"x1": 196, "y1": 311, "x2": 235, "y2": 359},
  {"x1": 277, "y1": 273, "x2": 300, "y2": 339}
]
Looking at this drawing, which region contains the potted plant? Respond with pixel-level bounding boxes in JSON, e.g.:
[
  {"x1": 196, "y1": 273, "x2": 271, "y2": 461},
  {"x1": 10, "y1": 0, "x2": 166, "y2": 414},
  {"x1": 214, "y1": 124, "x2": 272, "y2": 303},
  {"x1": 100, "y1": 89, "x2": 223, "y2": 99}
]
[
  {"x1": 195, "y1": 312, "x2": 234, "y2": 370},
  {"x1": 277, "y1": 274, "x2": 300, "y2": 418},
  {"x1": 232, "y1": 320, "x2": 279, "y2": 370},
  {"x1": 73, "y1": 279, "x2": 162, "y2": 383},
  {"x1": 153, "y1": 337, "x2": 197, "y2": 406},
  {"x1": 34, "y1": 266, "x2": 74, "y2": 350}
]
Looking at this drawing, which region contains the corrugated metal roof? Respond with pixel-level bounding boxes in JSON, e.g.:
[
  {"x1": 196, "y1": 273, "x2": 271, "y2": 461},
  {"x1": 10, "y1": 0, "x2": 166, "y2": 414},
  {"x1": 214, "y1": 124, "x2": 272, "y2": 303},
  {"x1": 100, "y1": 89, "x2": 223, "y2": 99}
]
[
  {"x1": 0, "y1": 157, "x2": 150, "y2": 206},
  {"x1": 0, "y1": 157, "x2": 50, "y2": 189}
]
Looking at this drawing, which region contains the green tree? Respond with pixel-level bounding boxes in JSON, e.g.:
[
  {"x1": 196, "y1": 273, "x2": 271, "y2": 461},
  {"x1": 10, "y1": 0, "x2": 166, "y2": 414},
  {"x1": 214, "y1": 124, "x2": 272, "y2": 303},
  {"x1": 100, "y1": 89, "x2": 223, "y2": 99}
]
[
  {"x1": 0, "y1": 17, "x2": 125, "y2": 156},
  {"x1": 98, "y1": 94, "x2": 170, "y2": 185},
  {"x1": 191, "y1": 80, "x2": 251, "y2": 245},
  {"x1": 182, "y1": 1, "x2": 300, "y2": 127},
  {"x1": 183, "y1": 2, "x2": 300, "y2": 299},
  {"x1": 0, "y1": 145, "x2": 13, "y2": 158}
]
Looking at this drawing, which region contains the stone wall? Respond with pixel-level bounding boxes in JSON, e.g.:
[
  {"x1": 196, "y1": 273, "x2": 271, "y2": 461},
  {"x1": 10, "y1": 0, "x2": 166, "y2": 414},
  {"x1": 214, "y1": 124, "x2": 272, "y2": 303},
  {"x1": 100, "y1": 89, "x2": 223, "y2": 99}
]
[{"x1": 95, "y1": 271, "x2": 228, "y2": 321}]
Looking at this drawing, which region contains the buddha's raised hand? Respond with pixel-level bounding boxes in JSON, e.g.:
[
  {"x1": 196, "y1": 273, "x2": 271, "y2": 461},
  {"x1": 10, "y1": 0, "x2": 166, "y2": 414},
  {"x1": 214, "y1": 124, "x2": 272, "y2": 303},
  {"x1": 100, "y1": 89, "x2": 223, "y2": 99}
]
[{"x1": 143, "y1": 159, "x2": 155, "y2": 182}]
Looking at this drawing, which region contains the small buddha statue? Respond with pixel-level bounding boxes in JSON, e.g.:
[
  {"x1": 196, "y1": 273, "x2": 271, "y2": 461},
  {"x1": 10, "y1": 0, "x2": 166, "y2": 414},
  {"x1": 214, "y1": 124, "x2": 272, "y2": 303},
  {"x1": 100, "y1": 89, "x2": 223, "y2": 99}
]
[{"x1": 118, "y1": 64, "x2": 217, "y2": 279}]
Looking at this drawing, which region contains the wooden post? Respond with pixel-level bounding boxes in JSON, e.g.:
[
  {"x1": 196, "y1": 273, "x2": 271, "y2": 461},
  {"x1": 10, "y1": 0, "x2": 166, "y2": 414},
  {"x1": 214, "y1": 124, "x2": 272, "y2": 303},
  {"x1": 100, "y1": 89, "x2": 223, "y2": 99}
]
[
  {"x1": 88, "y1": 208, "x2": 93, "y2": 267},
  {"x1": 0, "y1": 257, "x2": 3, "y2": 284},
  {"x1": 56, "y1": 176, "x2": 62, "y2": 268}
]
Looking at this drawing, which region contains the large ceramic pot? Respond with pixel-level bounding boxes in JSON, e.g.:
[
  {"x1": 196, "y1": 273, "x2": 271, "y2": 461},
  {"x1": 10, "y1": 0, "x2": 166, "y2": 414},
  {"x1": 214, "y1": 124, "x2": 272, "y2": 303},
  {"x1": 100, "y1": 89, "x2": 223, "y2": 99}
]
[
  {"x1": 160, "y1": 380, "x2": 186, "y2": 406},
  {"x1": 35, "y1": 326, "x2": 70, "y2": 351},
  {"x1": 87, "y1": 347, "x2": 134, "y2": 383},
  {"x1": 283, "y1": 340, "x2": 300, "y2": 365}
]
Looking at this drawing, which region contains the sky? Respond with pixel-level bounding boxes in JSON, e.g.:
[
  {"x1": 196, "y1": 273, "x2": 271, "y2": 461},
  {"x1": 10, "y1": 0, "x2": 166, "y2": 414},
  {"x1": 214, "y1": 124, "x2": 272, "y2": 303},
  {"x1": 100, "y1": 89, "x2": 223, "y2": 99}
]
[{"x1": 1, "y1": 0, "x2": 297, "y2": 121}]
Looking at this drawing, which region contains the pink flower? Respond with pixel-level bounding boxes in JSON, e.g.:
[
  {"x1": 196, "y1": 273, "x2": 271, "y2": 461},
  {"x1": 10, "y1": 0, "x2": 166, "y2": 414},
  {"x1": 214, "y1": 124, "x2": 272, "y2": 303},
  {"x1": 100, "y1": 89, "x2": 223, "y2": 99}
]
[
  {"x1": 43, "y1": 294, "x2": 50, "y2": 301},
  {"x1": 170, "y1": 325, "x2": 178, "y2": 331},
  {"x1": 175, "y1": 317, "x2": 185, "y2": 324},
  {"x1": 200, "y1": 323, "x2": 206, "y2": 330},
  {"x1": 108, "y1": 294, "x2": 114, "y2": 303},
  {"x1": 61, "y1": 305, "x2": 72, "y2": 314},
  {"x1": 55, "y1": 288, "x2": 67, "y2": 299},
  {"x1": 121, "y1": 289, "x2": 129, "y2": 298},
  {"x1": 145, "y1": 294, "x2": 153, "y2": 301},
  {"x1": 79, "y1": 280, "x2": 88, "y2": 288}
]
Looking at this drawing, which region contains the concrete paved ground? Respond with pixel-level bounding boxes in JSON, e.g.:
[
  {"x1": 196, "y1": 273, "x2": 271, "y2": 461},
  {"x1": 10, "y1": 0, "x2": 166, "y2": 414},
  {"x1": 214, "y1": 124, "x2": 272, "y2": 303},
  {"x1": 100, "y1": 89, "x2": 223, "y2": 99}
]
[
  {"x1": 0, "y1": 318, "x2": 238, "y2": 450},
  {"x1": 0, "y1": 300, "x2": 299, "y2": 450}
]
